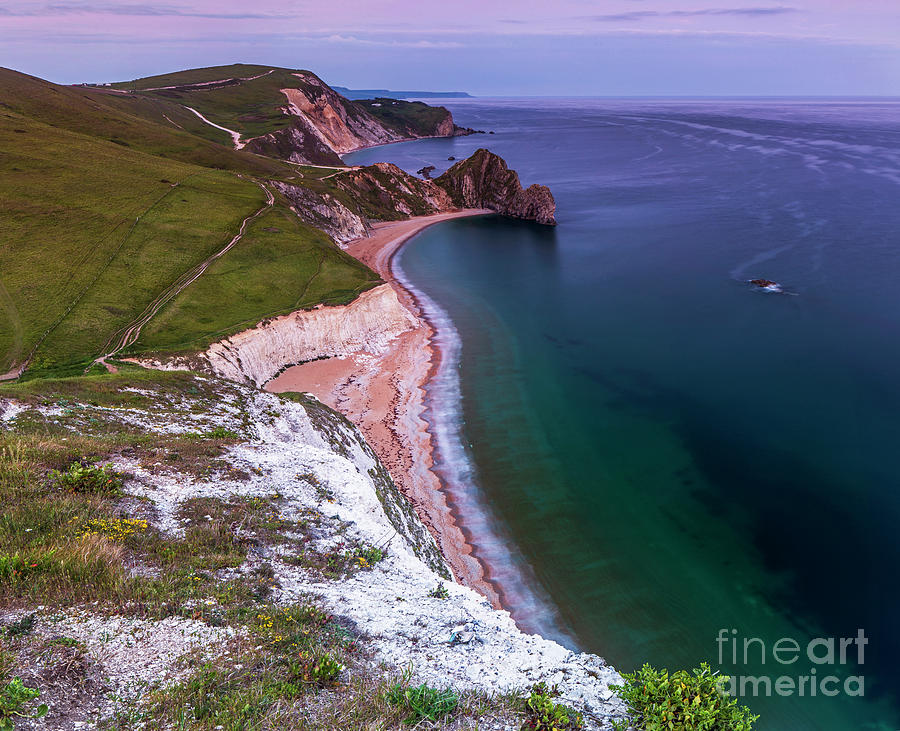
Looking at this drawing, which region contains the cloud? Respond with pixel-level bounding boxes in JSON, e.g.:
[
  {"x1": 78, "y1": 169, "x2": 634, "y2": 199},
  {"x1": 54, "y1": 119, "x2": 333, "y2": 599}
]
[
  {"x1": 588, "y1": 7, "x2": 799, "y2": 22},
  {"x1": 312, "y1": 34, "x2": 463, "y2": 49},
  {"x1": 0, "y1": 2, "x2": 286, "y2": 18}
]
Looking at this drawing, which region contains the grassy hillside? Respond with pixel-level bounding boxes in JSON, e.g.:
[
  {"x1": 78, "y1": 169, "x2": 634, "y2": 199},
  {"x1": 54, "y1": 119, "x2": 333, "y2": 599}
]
[
  {"x1": 111, "y1": 65, "x2": 333, "y2": 142},
  {"x1": 110, "y1": 63, "x2": 274, "y2": 90},
  {"x1": 0, "y1": 68, "x2": 292, "y2": 177},
  {"x1": 108, "y1": 65, "x2": 455, "y2": 148},
  {"x1": 135, "y1": 204, "x2": 379, "y2": 354},
  {"x1": 0, "y1": 68, "x2": 380, "y2": 379},
  {"x1": 356, "y1": 98, "x2": 454, "y2": 137}
]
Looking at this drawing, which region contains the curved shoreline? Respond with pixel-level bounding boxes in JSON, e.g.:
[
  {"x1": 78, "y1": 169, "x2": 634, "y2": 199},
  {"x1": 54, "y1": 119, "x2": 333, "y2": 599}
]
[
  {"x1": 391, "y1": 247, "x2": 576, "y2": 644},
  {"x1": 266, "y1": 210, "x2": 503, "y2": 603},
  {"x1": 267, "y1": 209, "x2": 574, "y2": 644}
]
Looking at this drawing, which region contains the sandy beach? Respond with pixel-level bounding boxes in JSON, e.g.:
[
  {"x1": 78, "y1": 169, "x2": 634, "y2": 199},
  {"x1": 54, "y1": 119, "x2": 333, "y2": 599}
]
[{"x1": 265, "y1": 210, "x2": 503, "y2": 604}]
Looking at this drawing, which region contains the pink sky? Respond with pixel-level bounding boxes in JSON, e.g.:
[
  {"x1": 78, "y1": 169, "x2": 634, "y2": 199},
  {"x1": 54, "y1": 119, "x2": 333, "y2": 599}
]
[{"x1": 3, "y1": 1, "x2": 899, "y2": 94}]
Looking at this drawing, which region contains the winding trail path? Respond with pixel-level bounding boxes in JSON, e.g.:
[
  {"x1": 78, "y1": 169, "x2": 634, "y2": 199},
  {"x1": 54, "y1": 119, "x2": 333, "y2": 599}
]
[
  {"x1": 184, "y1": 106, "x2": 245, "y2": 149},
  {"x1": 97, "y1": 181, "x2": 275, "y2": 362}
]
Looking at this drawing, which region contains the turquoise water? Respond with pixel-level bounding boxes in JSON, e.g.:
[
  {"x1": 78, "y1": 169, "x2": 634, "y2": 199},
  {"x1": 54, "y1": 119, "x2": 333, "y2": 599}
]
[{"x1": 345, "y1": 99, "x2": 900, "y2": 730}]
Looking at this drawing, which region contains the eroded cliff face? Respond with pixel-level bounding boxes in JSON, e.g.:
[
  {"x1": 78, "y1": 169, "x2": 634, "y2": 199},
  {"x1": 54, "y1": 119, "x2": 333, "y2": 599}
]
[
  {"x1": 204, "y1": 284, "x2": 416, "y2": 386},
  {"x1": 272, "y1": 181, "x2": 371, "y2": 246},
  {"x1": 271, "y1": 153, "x2": 555, "y2": 249},
  {"x1": 336, "y1": 162, "x2": 454, "y2": 220},
  {"x1": 244, "y1": 124, "x2": 344, "y2": 166},
  {"x1": 436, "y1": 148, "x2": 557, "y2": 225},
  {"x1": 0, "y1": 380, "x2": 623, "y2": 728},
  {"x1": 435, "y1": 115, "x2": 455, "y2": 137},
  {"x1": 274, "y1": 163, "x2": 458, "y2": 246},
  {"x1": 281, "y1": 77, "x2": 404, "y2": 154},
  {"x1": 244, "y1": 73, "x2": 463, "y2": 165}
]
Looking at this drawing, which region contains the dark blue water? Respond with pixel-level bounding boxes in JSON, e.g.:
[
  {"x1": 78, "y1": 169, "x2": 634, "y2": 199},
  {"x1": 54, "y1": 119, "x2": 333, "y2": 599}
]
[{"x1": 345, "y1": 99, "x2": 900, "y2": 730}]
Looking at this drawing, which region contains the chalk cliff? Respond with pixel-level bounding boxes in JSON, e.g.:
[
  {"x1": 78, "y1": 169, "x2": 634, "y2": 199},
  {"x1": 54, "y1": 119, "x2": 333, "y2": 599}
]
[
  {"x1": 204, "y1": 284, "x2": 416, "y2": 386},
  {"x1": 0, "y1": 378, "x2": 624, "y2": 728}
]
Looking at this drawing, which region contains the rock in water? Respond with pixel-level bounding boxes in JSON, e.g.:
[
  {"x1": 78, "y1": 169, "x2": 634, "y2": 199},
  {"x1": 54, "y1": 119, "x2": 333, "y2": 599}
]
[
  {"x1": 749, "y1": 278, "x2": 782, "y2": 292},
  {"x1": 435, "y1": 148, "x2": 557, "y2": 225}
]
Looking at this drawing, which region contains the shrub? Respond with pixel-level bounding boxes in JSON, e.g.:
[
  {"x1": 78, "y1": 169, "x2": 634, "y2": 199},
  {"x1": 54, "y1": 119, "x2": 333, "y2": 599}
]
[
  {"x1": 289, "y1": 541, "x2": 386, "y2": 579},
  {"x1": 522, "y1": 683, "x2": 583, "y2": 731},
  {"x1": 0, "y1": 678, "x2": 48, "y2": 730},
  {"x1": 427, "y1": 582, "x2": 449, "y2": 599},
  {"x1": 611, "y1": 663, "x2": 758, "y2": 731},
  {"x1": 385, "y1": 681, "x2": 458, "y2": 724},
  {"x1": 49, "y1": 462, "x2": 123, "y2": 496}
]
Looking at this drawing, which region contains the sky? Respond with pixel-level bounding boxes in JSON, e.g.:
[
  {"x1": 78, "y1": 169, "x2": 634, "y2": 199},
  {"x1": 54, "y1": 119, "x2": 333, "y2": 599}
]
[{"x1": 2, "y1": 1, "x2": 899, "y2": 95}]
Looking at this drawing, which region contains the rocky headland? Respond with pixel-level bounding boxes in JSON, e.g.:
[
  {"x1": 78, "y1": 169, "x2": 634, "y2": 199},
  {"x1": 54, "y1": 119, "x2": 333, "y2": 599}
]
[
  {"x1": 275, "y1": 151, "x2": 556, "y2": 246},
  {"x1": 436, "y1": 149, "x2": 558, "y2": 225}
]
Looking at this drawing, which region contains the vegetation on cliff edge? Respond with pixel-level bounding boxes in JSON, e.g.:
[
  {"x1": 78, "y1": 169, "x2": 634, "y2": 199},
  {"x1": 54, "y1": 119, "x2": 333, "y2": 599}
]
[{"x1": 0, "y1": 369, "x2": 525, "y2": 729}]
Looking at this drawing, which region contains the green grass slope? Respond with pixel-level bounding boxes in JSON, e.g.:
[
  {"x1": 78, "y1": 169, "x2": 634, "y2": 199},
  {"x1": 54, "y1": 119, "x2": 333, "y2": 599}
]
[
  {"x1": 0, "y1": 68, "x2": 380, "y2": 379},
  {"x1": 109, "y1": 65, "x2": 455, "y2": 147},
  {"x1": 0, "y1": 106, "x2": 266, "y2": 377},
  {"x1": 134, "y1": 203, "x2": 379, "y2": 354},
  {"x1": 110, "y1": 63, "x2": 274, "y2": 90},
  {"x1": 0, "y1": 68, "x2": 292, "y2": 177},
  {"x1": 111, "y1": 65, "x2": 330, "y2": 142},
  {"x1": 355, "y1": 98, "x2": 454, "y2": 137}
]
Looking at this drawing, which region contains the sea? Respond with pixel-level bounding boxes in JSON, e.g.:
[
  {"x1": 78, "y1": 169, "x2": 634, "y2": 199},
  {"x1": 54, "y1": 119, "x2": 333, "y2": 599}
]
[{"x1": 344, "y1": 97, "x2": 900, "y2": 730}]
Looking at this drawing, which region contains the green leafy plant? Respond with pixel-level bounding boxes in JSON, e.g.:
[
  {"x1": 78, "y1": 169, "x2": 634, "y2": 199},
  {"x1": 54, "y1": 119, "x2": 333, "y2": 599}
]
[
  {"x1": 200, "y1": 426, "x2": 239, "y2": 440},
  {"x1": 3, "y1": 615, "x2": 35, "y2": 638},
  {"x1": 385, "y1": 681, "x2": 458, "y2": 724},
  {"x1": 0, "y1": 551, "x2": 57, "y2": 582},
  {"x1": 0, "y1": 678, "x2": 48, "y2": 730},
  {"x1": 611, "y1": 663, "x2": 758, "y2": 731},
  {"x1": 291, "y1": 652, "x2": 343, "y2": 687},
  {"x1": 48, "y1": 637, "x2": 79, "y2": 648},
  {"x1": 522, "y1": 683, "x2": 583, "y2": 730},
  {"x1": 49, "y1": 462, "x2": 123, "y2": 496},
  {"x1": 354, "y1": 545, "x2": 385, "y2": 567},
  {"x1": 427, "y1": 582, "x2": 449, "y2": 599},
  {"x1": 289, "y1": 541, "x2": 387, "y2": 579}
]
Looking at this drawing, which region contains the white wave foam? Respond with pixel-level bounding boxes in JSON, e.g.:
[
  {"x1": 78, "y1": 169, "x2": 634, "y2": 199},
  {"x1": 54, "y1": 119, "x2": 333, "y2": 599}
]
[{"x1": 394, "y1": 248, "x2": 578, "y2": 648}]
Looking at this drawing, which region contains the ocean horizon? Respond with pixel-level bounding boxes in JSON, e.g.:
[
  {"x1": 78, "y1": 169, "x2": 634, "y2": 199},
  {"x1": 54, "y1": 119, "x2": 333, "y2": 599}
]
[{"x1": 346, "y1": 96, "x2": 900, "y2": 731}]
